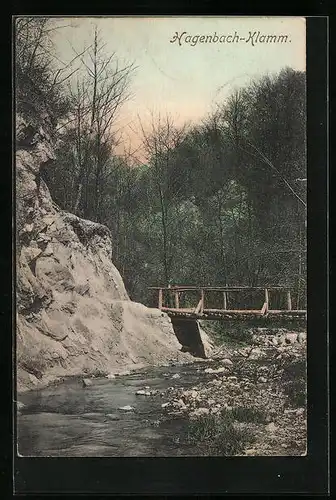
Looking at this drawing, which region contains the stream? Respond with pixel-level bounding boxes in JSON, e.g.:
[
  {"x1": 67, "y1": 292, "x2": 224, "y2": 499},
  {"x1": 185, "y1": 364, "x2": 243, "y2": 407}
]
[{"x1": 17, "y1": 361, "x2": 210, "y2": 457}]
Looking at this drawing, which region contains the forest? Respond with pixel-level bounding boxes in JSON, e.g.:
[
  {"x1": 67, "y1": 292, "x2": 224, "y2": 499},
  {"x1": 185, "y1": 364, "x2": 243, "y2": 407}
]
[{"x1": 15, "y1": 18, "x2": 307, "y2": 308}]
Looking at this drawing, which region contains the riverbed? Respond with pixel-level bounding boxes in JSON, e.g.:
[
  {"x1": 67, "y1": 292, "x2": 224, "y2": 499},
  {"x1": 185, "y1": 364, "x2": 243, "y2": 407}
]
[
  {"x1": 17, "y1": 332, "x2": 307, "y2": 458},
  {"x1": 17, "y1": 361, "x2": 208, "y2": 457}
]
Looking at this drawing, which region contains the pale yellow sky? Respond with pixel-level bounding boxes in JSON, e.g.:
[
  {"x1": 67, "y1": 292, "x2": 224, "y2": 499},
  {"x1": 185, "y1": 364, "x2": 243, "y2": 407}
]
[{"x1": 52, "y1": 16, "x2": 306, "y2": 160}]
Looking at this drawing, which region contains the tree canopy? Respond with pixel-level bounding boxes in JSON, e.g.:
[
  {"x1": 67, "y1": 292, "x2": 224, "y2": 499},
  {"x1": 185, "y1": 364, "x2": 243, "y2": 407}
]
[{"x1": 15, "y1": 19, "x2": 307, "y2": 310}]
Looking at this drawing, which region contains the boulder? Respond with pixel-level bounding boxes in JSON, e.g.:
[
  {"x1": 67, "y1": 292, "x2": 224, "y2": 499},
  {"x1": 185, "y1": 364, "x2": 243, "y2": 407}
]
[
  {"x1": 297, "y1": 332, "x2": 306, "y2": 344},
  {"x1": 181, "y1": 389, "x2": 198, "y2": 400},
  {"x1": 173, "y1": 399, "x2": 187, "y2": 409},
  {"x1": 136, "y1": 390, "x2": 151, "y2": 396},
  {"x1": 189, "y1": 408, "x2": 210, "y2": 419},
  {"x1": 250, "y1": 348, "x2": 263, "y2": 360},
  {"x1": 204, "y1": 367, "x2": 214, "y2": 373},
  {"x1": 265, "y1": 422, "x2": 277, "y2": 433},
  {"x1": 285, "y1": 333, "x2": 297, "y2": 344},
  {"x1": 245, "y1": 449, "x2": 257, "y2": 456},
  {"x1": 105, "y1": 414, "x2": 120, "y2": 421},
  {"x1": 118, "y1": 405, "x2": 134, "y2": 411},
  {"x1": 208, "y1": 379, "x2": 222, "y2": 386},
  {"x1": 214, "y1": 367, "x2": 226, "y2": 373},
  {"x1": 204, "y1": 366, "x2": 226, "y2": 374},
  {"x1": 82, "y1": 378, "x2": 92, "y2": 388},
  {"x1": 116, "y1": 370, "x2": 131, "y2": 376}
]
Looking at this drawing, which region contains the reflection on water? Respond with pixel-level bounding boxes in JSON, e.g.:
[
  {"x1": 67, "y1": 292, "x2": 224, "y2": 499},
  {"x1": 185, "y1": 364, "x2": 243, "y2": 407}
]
[{"x1": 17, "y1": 364, "x2": 205, "y2": 457}]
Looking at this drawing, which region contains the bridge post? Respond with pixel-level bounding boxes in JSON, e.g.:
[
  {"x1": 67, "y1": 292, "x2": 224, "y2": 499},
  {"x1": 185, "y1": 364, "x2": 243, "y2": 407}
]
[
  {"x1": 200, "y1": 289, "x2": 205, "y2": 314},
  {"x1": 223, "y1": 292, "x2": 227, "y2": 310},
  {"x1": 264, "y1": 288, "x2": 269, "y2": 312},
  {"x1": 158, "y1": 288, "x2": 163, "y2": 309},
  {"x1": 174, "y1": 291, "x2": 180, "y2": 309},
  {"x1": 287, "y1": 290, "x2": 292, "y2": 311}
]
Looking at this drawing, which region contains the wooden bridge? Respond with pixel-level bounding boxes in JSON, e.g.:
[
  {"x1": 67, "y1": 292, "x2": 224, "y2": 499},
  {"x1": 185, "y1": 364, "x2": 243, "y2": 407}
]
[{"x1": 148, "y1": 285, "x2": 307, "y2": 322}]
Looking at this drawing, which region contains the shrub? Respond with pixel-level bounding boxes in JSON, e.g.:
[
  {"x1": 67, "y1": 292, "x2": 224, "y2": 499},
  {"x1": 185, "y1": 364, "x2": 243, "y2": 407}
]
[
  {"x1": 283, "y1": 379, "x2": 306, "y2": 407},
  {"x1": 90, "y1": 367, "x2": 109, "y2": 378},
  {"x1": 201, "y1": 320, "x2": 253, "y2": 346},
  {"x1": 82, "y1": 365, "x2": 109, "y2": 378},
  {"x1": 15, "y1": 18, "x2": 70, "y2": 134},
  {"x1": 185, "y1": 412, "x2": 255, "y2": 456},
  {"x1": 231, "y1": 405, "x2": 267, "y2": 424},
  {"x1": 281, "y1": 359, "x2": 306, "y2": 408}
]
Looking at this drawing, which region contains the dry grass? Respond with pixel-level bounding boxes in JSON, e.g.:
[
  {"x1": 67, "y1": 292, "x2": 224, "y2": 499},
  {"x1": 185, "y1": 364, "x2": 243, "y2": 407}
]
[
  {"x1": 185, "y1": 412, "x2": 255, "y2": 456},
  {"x1": 231, "y1": 405, "x2": 268, "y2": 424}
]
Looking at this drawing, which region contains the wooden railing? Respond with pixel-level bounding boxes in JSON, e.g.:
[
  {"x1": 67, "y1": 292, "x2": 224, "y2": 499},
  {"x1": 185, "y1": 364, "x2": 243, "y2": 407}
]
[{"x1": 148, "y1": 285, "x2": 306, "y2": 319}]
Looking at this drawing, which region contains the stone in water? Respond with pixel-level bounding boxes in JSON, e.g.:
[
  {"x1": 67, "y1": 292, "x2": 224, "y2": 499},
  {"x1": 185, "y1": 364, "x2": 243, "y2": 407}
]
[{"x1": 118, "y1": 405, "x2": 135, "y2": 411}]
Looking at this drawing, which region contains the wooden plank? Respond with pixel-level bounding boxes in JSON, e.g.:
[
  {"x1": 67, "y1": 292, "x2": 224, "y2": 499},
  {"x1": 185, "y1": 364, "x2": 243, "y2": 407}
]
[
  {"x1": 204, "y1": 309, "x2": 262, "y2": 314},
  {"x1": 267, "y1": 309, "x2": 306, "y2": 315},
  {"x1": 158, "y1": 288, "x2": 163, "y2": 309},
  {"x1": 148, "y1": 285, "x2": 291, "y2": 292},
  {"x1": 287, "y1": 290, "x2": 292, "y2": 310},
  {"x1": 163, "y1": 307, "x2": 306, "y2": 315},
  {"x1": 162, "y1": 308, "x2": 307, "y2": 321}
]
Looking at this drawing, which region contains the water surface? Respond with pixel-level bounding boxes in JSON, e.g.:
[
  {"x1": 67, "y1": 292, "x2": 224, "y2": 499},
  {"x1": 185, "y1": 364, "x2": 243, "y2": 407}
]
[{"x1": 17, "y1": 362, "x2": 208, "y2": 456}]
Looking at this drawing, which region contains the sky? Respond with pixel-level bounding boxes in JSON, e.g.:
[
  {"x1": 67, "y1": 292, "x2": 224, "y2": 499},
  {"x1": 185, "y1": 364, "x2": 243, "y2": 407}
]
[{"x1": 52, "y1": 17, "x2": 306, "y2": 160}]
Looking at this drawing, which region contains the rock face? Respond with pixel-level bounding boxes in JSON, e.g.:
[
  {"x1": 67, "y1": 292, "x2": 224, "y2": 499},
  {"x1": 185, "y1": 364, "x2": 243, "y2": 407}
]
[{"x1": 16, "y1": 116, "x2": 210, "y2": 392}]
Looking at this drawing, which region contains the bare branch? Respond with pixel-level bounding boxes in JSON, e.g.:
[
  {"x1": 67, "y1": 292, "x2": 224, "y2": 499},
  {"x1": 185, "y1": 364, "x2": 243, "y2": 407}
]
[{"x1": 245, "y1": 140, "x2": 306, "y2": 208}]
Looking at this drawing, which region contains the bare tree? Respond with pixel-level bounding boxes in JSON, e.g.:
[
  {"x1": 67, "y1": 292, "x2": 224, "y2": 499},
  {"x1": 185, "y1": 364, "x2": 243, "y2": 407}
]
[
  {"x1": 50, "y1": 26, "x2": 135, "y2": 220},
  {"x1": 138, "y1": 113, "x2": 187, "y2": 286},
  {"x1": 15, "y1": 17, "x2": 84, "y2": 126},
  {"x1": 71, "y1": 26, "x2": 135, "y2": 220},
  {"x1": 69, "y1": 78, "x2": 92, "y2": 214}
]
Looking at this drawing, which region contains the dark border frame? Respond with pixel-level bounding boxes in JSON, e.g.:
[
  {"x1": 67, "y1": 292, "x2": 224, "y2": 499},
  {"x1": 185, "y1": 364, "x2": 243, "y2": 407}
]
[{"x1": 5, "y1": 12, "x2": 328, "y2": 497}]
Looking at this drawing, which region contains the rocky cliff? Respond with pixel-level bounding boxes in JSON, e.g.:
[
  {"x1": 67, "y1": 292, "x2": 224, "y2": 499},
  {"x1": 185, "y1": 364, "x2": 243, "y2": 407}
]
[{"x1": 16, "y1": 116, "x2": 212, "y2": 393}]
